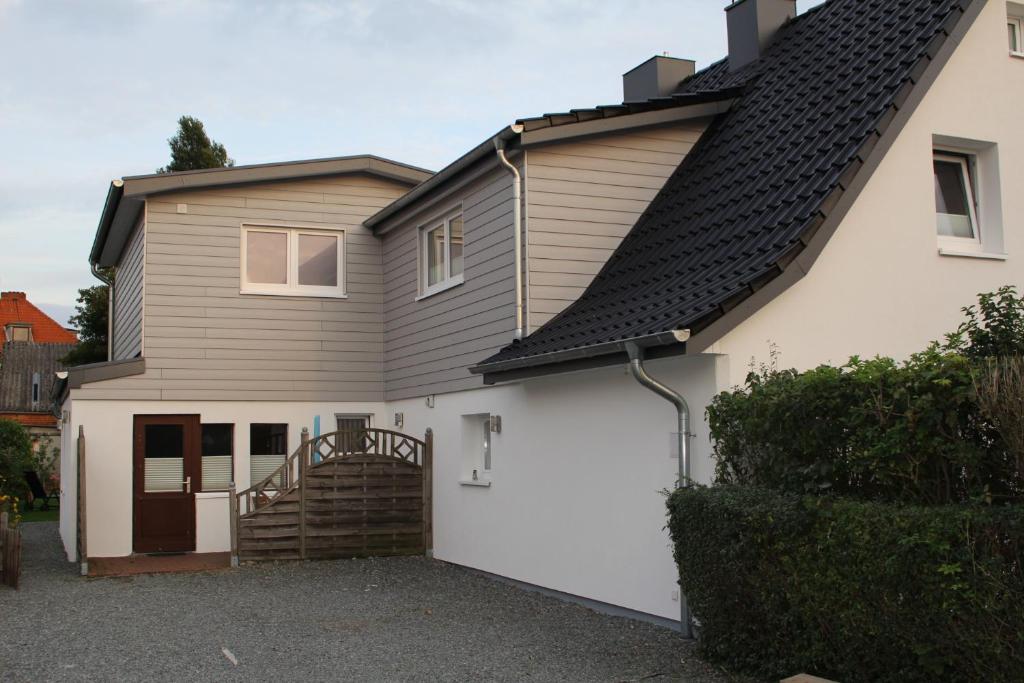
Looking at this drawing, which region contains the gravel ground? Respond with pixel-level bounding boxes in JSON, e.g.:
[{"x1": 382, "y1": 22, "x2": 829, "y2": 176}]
[{"x1": 0, "y1": 523, "x2": 746, "y2": 682}]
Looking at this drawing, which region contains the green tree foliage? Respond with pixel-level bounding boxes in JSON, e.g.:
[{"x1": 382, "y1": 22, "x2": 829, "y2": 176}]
[
  {"x1": 945, "y1": 285, "x2": 1024, "y2": 359},
  {"x1": 157, "y1": 115, "x2": 234, "y2": 173},
  {"x1": 61, "y1": 279, "x2": 110, "y2": 366},
  {"x1": 0, "y1": 419, "x2": 33, "y2": 502}
]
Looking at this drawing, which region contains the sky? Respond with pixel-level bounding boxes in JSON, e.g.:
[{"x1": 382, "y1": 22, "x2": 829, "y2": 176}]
[{"x1": 0, "y1": 0, "x2": 824, "y2": 326}]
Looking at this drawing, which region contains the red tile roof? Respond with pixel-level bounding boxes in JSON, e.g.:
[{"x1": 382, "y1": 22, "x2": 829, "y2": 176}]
[
  {"x1": 0, "y1": 292, "x2": 78, "y2": 344},
  {"x1": 0, "y1": 412, "x2": 58, "y2": 428}
]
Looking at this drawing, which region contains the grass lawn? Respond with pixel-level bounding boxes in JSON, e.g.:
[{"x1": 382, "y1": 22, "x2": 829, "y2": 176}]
[{"x1": 19, "y1": 507, "x2": 59, "y2": 523}]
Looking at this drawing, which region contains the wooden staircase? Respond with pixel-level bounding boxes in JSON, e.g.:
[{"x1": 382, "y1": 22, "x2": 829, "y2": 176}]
[{"x1": 230, "y1": 428, "x2": 433, "y2": 563}]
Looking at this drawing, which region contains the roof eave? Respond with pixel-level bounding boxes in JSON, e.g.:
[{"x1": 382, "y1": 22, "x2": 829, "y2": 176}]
[{"x1": 471, "y1": 329, "x2": 689, "y2": 382}]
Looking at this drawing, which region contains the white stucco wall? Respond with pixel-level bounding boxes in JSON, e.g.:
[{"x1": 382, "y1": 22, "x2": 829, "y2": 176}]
[
  {"x1": 390, "y1": 353, "x2": 722, "y2": 621},
  {"x1": 59, "y1": 398, "x2": 385, "y2": 560},
  {"x1": 709, "y1": 1, "x2": 1024, "y2": 387}
]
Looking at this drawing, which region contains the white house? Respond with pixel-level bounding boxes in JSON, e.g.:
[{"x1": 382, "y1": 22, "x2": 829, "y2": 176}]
[{"x1": 58, "y1": 0, "x2": 1023, "y2": 631}]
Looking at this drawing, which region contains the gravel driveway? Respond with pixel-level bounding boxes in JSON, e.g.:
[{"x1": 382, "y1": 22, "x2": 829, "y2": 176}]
[{"x1": 0, "y1": 523, "x2": 742, "y2": 682}]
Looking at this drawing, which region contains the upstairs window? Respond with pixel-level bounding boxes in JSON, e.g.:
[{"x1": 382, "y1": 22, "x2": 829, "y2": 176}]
[
  {"x1": 30, "y1": 372, "x2": 40, "y2": 409},
  {"x1": 241, "y1": 225, "x2": 345, "y2": 298},
  {"x1": 1010, "y1": 15, "x2": 1023, "y2": 56},
  {"x1": 5, "y1": 324, "x2": 31, "y2": 342},
  {"x1": 418, "y1": 210, "x2": 464, "y2": 298},
  {"x1": 934, "y1": 152, "x2": 980, "y2": 248}
]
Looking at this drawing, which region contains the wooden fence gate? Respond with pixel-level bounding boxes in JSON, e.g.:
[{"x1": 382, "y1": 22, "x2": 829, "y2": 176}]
[
  {"x1": 0, "y1": 511, "x2": 22, "y2": 589},
  {"x1": 232, "y1": 428, "x2": 432, "y2": 563}
]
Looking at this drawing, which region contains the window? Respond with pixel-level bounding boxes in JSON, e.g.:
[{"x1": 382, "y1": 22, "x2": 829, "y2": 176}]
[
  {"x1": 419, "y1": 210, "x2": 464, "y2": 297},
  {"x1": 335, "y1": 414, "x2": 371, "y2": 455},
  {"x1": 30, "y1": 372, "x2": 40, "y2": 409},
  {"x1": 459, "y1": 413, "x2": 493, "y2": 486},
  {"x1": 143, "y1": 424, "x2": 185, "y2": 493},
  {"x1": 1010, "y1": 16, "x2": 1023, "y2": 55},
  {"x1": 5, "y1": 324, "x2": 31, "y2": 342},
  {"x1": 201, "y1": 423, "x2": 233, "y2": 491},
  {"x1": 250, "y1": 423, "x2": 288, "y2": 485},
  {"x1": 240, "y1": 225, "x2": 345, "y2": 298},
  {"x1": 934, "y1": 153, "x2": 979, "y2": 243}
]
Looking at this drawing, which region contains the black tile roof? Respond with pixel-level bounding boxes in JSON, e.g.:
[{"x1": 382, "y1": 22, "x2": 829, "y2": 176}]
[
  {"x1": 475, "y1": 0, "x2": 976, "y2": 376},
  {"x1": 0, "y1": 342, "x2": 74, "y2": 413}
]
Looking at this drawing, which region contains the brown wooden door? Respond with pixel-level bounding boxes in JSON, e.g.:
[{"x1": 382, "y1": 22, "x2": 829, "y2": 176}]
[{"x1": 133, "y1": 415, "x2": 200, "y2": 553}]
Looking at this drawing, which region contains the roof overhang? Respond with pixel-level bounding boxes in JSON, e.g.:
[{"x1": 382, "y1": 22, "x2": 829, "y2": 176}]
[
  {"x1": 471, "y1": 329, "x2": 689, "y2": 384},
  {"x1": 90, "y1": 155, "x2": 433, "y2": 267}
]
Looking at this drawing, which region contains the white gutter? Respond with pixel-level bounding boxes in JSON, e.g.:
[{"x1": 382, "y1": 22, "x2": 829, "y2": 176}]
[
  {"x1": 624, "y1": 337, "x2": 693, "y2": 638},
  {"x1": 494, "y1": 125, "x2": 525, "y2": 340}
]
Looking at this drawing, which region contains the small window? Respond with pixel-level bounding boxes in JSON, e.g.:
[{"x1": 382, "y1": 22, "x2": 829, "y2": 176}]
[
  {"x1": 335, "y1": 414, "x2": 371, "y2": 455},
  {"x1": 250, "y1": 423, "x2": 288, "y2": 485},
  {"x1": 241, "y1": 225, "x2": 345, "y2": 298},
  {"x1": 460, "y1": 413, "x2": 493, "y2": 484},
  {"x1": 6, "y1": 324, "x2": 31, "y2": 342},
  {"x1": 31, "y1": 372, "x2": 40, "y2": 408},
  {"x1": 1009, "y1": 16, "x2": 1023, "y2": 55},
  {"x1": 419, "y1": 210, "x2": 464, "y2": 297},
  {"x1": 201, "y1": 423, "x2": 233, "y2": 491},
  {"x1": 934, "y1": 152, "x2": 980, "y2": 246}
]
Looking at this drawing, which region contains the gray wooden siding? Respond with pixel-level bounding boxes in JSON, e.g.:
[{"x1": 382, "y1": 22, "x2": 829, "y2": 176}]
[
  {"x1": 382, "y1": 165, "x2": 517, "y2": 401},
  {"x1": 77, "y1": 174, "x2": 411, "y2": 401},
  {"x1": 525, "y1": 121, "x2": 708, "y2": 329},
  {"x1": 112, "y1": 220, "x2": 145, "y2": 360}
]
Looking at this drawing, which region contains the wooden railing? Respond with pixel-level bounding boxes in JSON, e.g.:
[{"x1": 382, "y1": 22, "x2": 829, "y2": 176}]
[{"x1": 231, "y1": 427, "x2": 432, "y2": 566}]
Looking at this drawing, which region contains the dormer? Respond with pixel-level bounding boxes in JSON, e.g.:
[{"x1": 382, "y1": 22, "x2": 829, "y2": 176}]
[{"x1": 5, "y1": 322, "x2": 32, "y2": 343}]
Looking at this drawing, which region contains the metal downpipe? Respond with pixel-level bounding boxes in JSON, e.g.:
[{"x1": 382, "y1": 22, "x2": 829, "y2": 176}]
[
  {"x1": 625, "y1": 341, "x2": 693, "y2": 638},
  {"x1": 494, "y1": 131, "x2": 524, "y2": 340}
]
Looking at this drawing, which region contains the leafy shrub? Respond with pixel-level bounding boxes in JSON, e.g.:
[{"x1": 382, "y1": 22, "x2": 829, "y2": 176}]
[
  {"x1": 0, "y1": 419, "x2": 32, "y2": 502},
  {"x1": 667, "y1": 486, "x2": 1024, "y2": 682},
  {"x1": 708, "y1": 347, "x2": 1017, "y2": 503},
  {"x1": 709, "y1": 287, "x2": 1024, "y2": 504}
]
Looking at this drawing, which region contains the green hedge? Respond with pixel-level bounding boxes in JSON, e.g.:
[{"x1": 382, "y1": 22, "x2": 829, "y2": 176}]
[{"x1": 667, "y1": 486, "x2": 1024, "y2": 682}]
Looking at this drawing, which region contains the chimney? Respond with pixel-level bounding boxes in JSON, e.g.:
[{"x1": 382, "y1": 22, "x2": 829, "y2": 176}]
[
  {"x1": 1, "y1": 291, "x2": 26, "y2": 300},
  {"x1": 726, "y1": 0, "x2": 796, "y2": 72},
  {"x1": 622, "y1": 56, "x2": 696, "y2": 103}
]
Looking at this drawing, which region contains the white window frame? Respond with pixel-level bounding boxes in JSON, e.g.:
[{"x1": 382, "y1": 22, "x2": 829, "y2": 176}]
[
  {"x1": 240, "y1": 223, "x2": 347, "y2": 298},
  {"x1": 416, "y1": 207, "x2": 465, "y2": 300},
  {"x1": 934, "y1": 151, "x2": 982, "y2": 254},
  {"x1": 1009, "y1": 15, "x2": 1024, "y2": 57}
]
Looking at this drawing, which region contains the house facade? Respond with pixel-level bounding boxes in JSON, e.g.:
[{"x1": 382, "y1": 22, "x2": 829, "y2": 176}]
[
  {"x1": 0, "y1": 291, "x2": 77, "y2": 443},
  {"x1": 59, "y1": 0, "x2": 1022, "y2": 628}
]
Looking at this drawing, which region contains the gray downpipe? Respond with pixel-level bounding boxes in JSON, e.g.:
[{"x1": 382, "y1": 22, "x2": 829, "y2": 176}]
[
  {"x1": 90, "y1": 263, "x2": 113, "y2": 362},
  {"x1": 625, "y1": 341, "x2": 693, "y2": 638},
  {"x1": 494, "y1": 131, "x2": 524, "y2": 340}
]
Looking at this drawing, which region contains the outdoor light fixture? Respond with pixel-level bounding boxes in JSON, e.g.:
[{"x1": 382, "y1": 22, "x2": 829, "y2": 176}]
[{"x1": 425, "y1": 395, "x2": 435, "y2": 408}]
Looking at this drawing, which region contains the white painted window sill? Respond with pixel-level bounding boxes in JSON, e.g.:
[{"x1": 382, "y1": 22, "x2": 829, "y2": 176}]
[
  {"x1": 458, "y1": 479, "x2": 491, "y2": 488},
  {"x1": 240, "y1": 288, "x2": 349, "y2": 299},
  {"x1": 415, "y1": 275, "x2": 464, "y2": 301},
  {"x1": 196, "y1": 491, "x2": 230, "y2": 499},
  {"x1": 937, "y1": 248, "x2": 1008, "y2": 261},
  {"x1": 1011, "y1": 51, "x2": 1024, "y2": 60}
]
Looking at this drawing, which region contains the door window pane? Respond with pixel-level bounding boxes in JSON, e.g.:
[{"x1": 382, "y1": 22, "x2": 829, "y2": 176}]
[
  {"x1": 426, "y1": 224, "x2": 446, "y2": 286},
  {"x1": 144, "y1": 424, "x2": 184, "y2": 492},
  {"x1": 201, "y1": 424, "x2": 233, "y2": 491},
  {"x1": 298, "y1": 234, "x2": 338, "y2": 287},
  {"x1": 450, "y1": 215, "x2": 464, "y2": 277},
  {"x1": 250, "y1": 423, "x2": 288, "y2": 485},
  {"x1": 246, "y1": 231, "x2": 288, "y2": 284},
  {"x1": 934, "y1": 159, "x2": 975, "y2": 239}
]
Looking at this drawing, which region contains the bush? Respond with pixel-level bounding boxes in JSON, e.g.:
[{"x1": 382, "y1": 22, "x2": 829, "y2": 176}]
[
  {"x1": 667, "y1": 486, "x2": 1024, "y2": 682},
  {"x1": 0, "y1": 419, "x2": 32, "y2": 502},
  {"x1": 708, "y1": 347, "x2": 1019, "y2": 503}
]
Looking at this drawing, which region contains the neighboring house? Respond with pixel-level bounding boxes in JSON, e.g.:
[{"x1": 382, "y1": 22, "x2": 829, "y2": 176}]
[
  {"x1": 58, "y1": 0, "x2": 1022, "y2": 629},
  {"x1": 0, "y1": 291, "x2": 77, "y2": 442}
]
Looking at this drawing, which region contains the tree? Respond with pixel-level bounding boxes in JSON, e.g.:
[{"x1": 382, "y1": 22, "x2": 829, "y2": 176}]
[
  {"x1": 0, "y1": 419, "x2": 33, "y2": 503},
  {"x1": 157, "y1": 115, "x2": 234, "y2": 173},
  {"x1": 61, "y1": 279, "x2": 110, "y2": 366}
]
